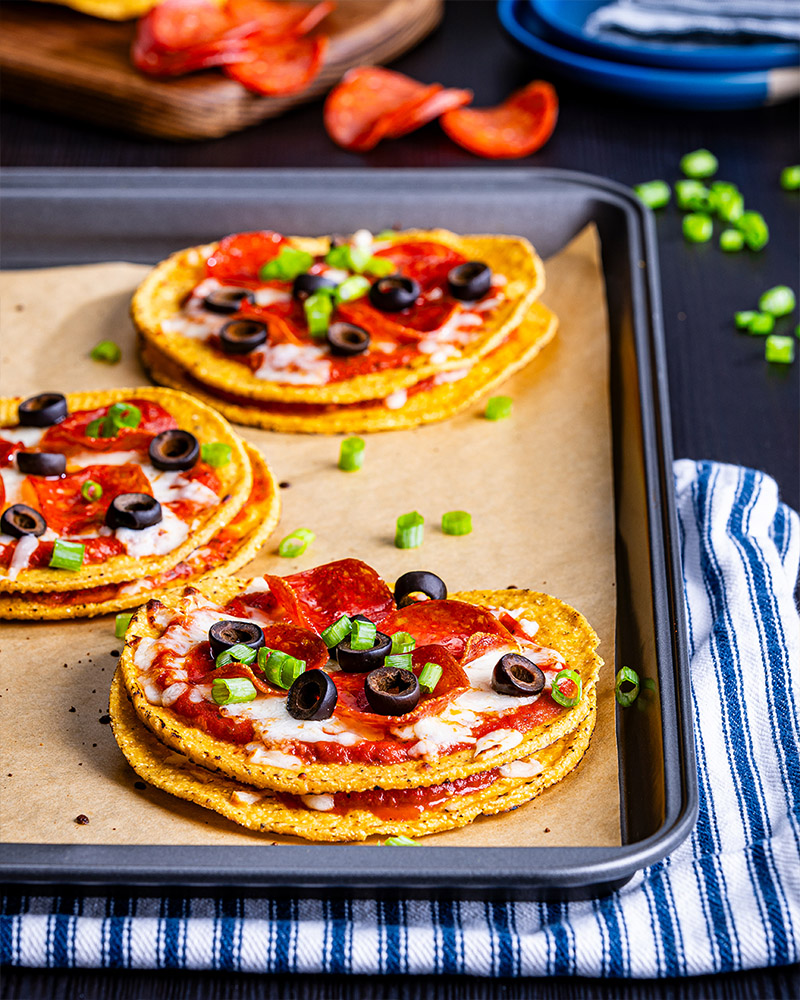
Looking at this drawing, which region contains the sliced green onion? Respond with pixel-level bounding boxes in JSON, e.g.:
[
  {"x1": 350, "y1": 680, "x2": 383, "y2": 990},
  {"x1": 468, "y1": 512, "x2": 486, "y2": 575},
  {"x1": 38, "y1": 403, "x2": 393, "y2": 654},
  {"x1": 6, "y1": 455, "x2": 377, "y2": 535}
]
[
  {"x1": 338, "y1": 436, "x2": 365, "y2": 472},
  {"x1": 395, "y1": 511, "x2": 424, "y2": 549},
  {"x1": 384, "y1": 836, "x2": 420, "y2": 846},
  {"x1": 49, "y1": 539, "x2": 85, "y2": 571},
  {"x1": 748, "y1": 312, "x2": 775, "y2": 336},
  {"x1": 259, "y1": 247, "x2": 313, "y2": 282},
  {"x1": 390, "y1": 631, "x2": 415, "y2": 654},
  {"x1": 615, "y1": 666, "x2": 640, "y2": 707},
  {"x1": 682, "y1": 213, "x2": 713, "y2": 243},
  {"x1": 85, "y1": 418, "x2": 104, "y2": 438},
  {"x1": 765, "y1": 335, "x2": 795, "y2": 364},
  {"x1": 710, "y1": 186, "x2": 743, "y2": 223},
  {"x1": 441, "y1": 510, "x2": 472, "y2": 536},
  {"x1": 90, "y1": 340, "x2": 121, "y2": 364},
  {"x1": 674, "y1": 180, "x2": 709, "y2": 211},
  {"x1": 211, "y1": 677, "x2": 257, "y2": 706},
  {"x1": 92, "y1": 402, "x2": 142, "y2": 439},
  {"x1": 350, "y1": 618, "x2": 377, "y2": 651},
  {"x1": 364, "y1": 256, "x2": 395, "y2": 277},
  {"x1": 201, "y1": 442, "x2": 232, "y2": 467},
  {"x1": 334, "y1": 275, "x2": 371, "y2": 305},
  {"x1": 736, "y1": 211, "x2": 769, "y2": 251},
  {"x1": 719, "y1": 229, "x2": 744, "y2": 252},
  {"x1": 215, "y1": 643, "x2": 258, "y2": 669},
  {"x1": 418, "y1": 662, "x2": 443, "y2": 693},
  {"x1": 325, "y1": 244, "x2": 372, "y2": 273},
  {"x1": 304, "y1": 290, "x2": 334, "y2": 339},
  {"x1": 321, "y1": 614, "x2": 352, "y2": 649},
  {"x1": 115, "y1": 612, "x2": 133, "y2": 639},
  {"x1": 81, "y1": 480, "x2": 103, "y2": 502},
  {"x1": 680, "y1": 148, "x2": 718, "y2": 179},
  {"x1": 758, "y1": 286, "x2": 796, "y2": 317},
  {"x1": 261, "y1": 649, "x2": 306, "y2": 689},
  {"x1": 278, "y1": 528, "x2": 315, "y2": 558},
  {"x1": 385, "y1": 653, "x2": 412, "y2": 671},
  {"x1": 551, "y1": 668, "x2": 582, "y2": 708},
  {"x1": 485, "y1": 395, "x2": 512, "y2": 421},
  {"x1": 632, "y1": 180, "x2": 670, "y2": 209},
  {"x1": 780, "y1": 165, "x2": 800, "y2": 191},
  {"x1": 735, "y1": 310, "x2": 758, "y2": 329}
]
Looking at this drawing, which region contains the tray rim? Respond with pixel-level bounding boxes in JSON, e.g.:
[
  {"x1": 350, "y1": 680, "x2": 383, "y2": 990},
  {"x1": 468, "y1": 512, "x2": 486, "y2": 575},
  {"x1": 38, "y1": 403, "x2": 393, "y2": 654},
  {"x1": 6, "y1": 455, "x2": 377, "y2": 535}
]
[{"x1": 0, "y1": 166, "x2": 697, "y2": 895}]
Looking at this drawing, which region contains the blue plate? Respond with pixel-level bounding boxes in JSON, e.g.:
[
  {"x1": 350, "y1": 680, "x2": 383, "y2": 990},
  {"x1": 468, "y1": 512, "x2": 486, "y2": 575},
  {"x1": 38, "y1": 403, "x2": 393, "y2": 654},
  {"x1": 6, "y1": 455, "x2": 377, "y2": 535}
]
[
  {"x1": 498, "y1": 0, "x2": 800, "y2": 110},
  {"x1": 531, "y1": 0, "x2": 800, "y2": 71}
]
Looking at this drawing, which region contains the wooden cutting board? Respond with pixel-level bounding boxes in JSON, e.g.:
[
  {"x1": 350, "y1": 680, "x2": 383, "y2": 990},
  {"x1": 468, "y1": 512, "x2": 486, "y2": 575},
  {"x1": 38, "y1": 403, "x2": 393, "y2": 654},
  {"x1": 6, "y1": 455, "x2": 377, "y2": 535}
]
[{"x1": 0, "y1": 0, "x2": 443, "y2": 140}]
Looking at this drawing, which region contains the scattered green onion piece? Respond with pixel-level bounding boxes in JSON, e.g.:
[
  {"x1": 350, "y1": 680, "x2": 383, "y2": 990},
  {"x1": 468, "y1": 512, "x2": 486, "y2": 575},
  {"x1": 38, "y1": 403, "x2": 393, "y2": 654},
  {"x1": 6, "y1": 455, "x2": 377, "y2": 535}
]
[
  {"x1": 201, "y1": 442, "x2": 232, "y2": 468},
  {"x1": 350, "y1": 618, "x2": 377, "y2": 651},
  {"x1": 81, "y1": 480, "x2": 103, "y2": 502},
  {"x1": 85, "y1": 418, "x2": 104, "y2": 438},
  {"x1": 325, "y1": 244, "x2": 372, "y2": 273},
  {"x1": 262, "y1": 650, "x2": 306, "y2": 689},
  {"x1": 680, "y1": 148, "x2": 718, "y2": 179},
  {"x1": 385, "y1": 653, "x2": 412, "y2": 671},
  {"x1": 758, "y1": 285, "x2": 796, "y2": 317},
  {"x1": 719, "y1": 229, "x2": 744, "y2": 252},
  {"x1": 49, "y1": 539, "x2": 85, "y2": 571},
  {"x1": 765, "y1": 335, "x2": 795, "y2": 364},
  {"x1": 321, "y1": 614, "x2": 352, "y2": 649},
  {"x1": 364, "y1": 256, "x2": 395, "y2": 277},
  {"x1": 485, "y1": 395, "x2": 512, "y2": 421},
  {"x1": 338, "y1": 436, "x2": 365, "y2": 472},
  {"x1": 441, "y1": 510, "x2": 472, "y2": 536},
  {"x1": 259, "y1": 247, "x2": 313, "y2": 282},
  {"x1": 748, "y1": 312, "x2": 775, "y2": 336},
  {"x1": 735, "y1": 310, "x2": 758, "y2": 329},
  {"x1": 736, "y1": 211, "x2": 769, "y2": 251},
  {"x1": 278, "y1": 529, "x2": 315, "y2": 558},
  {"x1": 390, "y1": 632, "x2": 416, "y2": 654},
  {"x1": 90, "y1": 340, "x2": 121, "y2": 365},
  {"x1": 711, "y1": 187, "x2": 744, "y2": 223},
  {"x1": 211, "y1": 677, "x2": 257, "y2": 706},
  {"x1": 674, "y1": 180, "x2": 709, "y2": 211},
  {"x1": 615, "y1": 666, "x2": 640, "y2": 707},
  {"x1": 395, "y1": 511, "x2": 424, "y2": 549},
  {"x1": 780, "y1": 165, "x2": 800, "y2": 191},
  {"x1": 551, "y1": 668, "x2": 582, "y2": 708},
  {"x1": 115, "y1": 612, "x2": 133, "y2": 639},
  {"x1": 215, "y1": 643, "x2": 258, "y2": 669},
  {"x1": 304, "y1": 290, "x2": 334, "y2": 339},
  {"x1": 334, "y1": 275, "x2": 371, "y2": 305},
  {"x1": 418, "y1": 662, "x2": 443, "y2": 694},
  {"x1": 633, "y1": 180, "x2": 670, "y2": 209},
  {"x1": 384, "y1": 836, "x2": 420, "y2": 846},
  {"x1": 682, "y1": 213, "x2": 713, "y2": 243}
]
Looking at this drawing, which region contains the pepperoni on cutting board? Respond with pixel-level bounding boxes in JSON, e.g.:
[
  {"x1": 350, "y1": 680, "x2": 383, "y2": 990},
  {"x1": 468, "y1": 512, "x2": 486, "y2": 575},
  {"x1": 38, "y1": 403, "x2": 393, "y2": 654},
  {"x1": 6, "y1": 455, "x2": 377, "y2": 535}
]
[
  {"x1": 145, "y1": 0, "x2": 231, "y2": 52},
  {"x1": 226, "y1": 0, "x2": 335, "y2": 39},
  {"x1": 224, "y1": 35, "x2": 328, "y2": 96},
  {"x1": 440, "y1": 81, "x2": 558, "y2": 160}
]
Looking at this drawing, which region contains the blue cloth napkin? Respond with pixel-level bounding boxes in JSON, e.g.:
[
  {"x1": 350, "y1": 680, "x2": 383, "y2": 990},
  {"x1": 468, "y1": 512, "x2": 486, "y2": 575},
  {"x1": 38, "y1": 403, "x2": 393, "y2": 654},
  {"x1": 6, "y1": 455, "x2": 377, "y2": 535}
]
[
  {"x1": 2, "y1": 460, "x2": 798, "y2": 976},
  {"x1": 585, "y1": 0, "x2": 800, "y2": 42}
]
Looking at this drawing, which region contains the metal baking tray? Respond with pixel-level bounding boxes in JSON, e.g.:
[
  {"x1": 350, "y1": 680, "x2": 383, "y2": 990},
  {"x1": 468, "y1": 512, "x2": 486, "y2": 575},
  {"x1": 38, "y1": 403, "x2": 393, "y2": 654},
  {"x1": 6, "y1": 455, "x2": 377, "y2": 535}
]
[{"x1": 0, "y1": 168, "x2": 697, "y2": 899}]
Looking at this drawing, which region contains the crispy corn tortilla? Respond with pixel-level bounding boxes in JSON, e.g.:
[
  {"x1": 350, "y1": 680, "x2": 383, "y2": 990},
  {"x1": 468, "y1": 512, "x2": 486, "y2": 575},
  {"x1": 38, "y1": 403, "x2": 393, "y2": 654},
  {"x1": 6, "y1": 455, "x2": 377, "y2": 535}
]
[
  {"x1": 111, "y1": 673, "x2": 596, "y2": 842},
  {"x1": 0, "y1": 444, "x2": 280, "y2": 620},
  {"x1": 0, "y1": 387, "x2": 252, "y2": 592},
  {"x1": 140, "y1": 302, "x2": 558, "y2": 433},
  {"x1": 132, "y1": 230, "x2": 545, "y2": 405},
  {"x1": 32, "y1": 0, "x2": 162, "y2": 18},
  {"x1": 119, "y1": 579, "x2": 602, "y2": 794}
]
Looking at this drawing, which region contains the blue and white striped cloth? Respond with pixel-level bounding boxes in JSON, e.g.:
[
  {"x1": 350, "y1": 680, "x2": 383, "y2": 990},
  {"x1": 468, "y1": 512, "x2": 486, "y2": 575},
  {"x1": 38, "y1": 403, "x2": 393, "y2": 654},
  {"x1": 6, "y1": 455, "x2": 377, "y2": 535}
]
[{"x1": 2, "y1": 460, "x2": 798, "y2": 976}]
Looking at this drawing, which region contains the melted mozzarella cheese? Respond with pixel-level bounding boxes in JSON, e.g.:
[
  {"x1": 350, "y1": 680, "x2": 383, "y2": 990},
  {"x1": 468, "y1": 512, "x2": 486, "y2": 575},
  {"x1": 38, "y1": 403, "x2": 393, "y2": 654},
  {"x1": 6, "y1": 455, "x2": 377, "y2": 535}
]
[
  {"x1": 162, "y1": 314, "x2": 221, "y2": 340},
  {"x1": 0, "y1": 467, "x2": 29, "y2": 508},
  {"x1": 5, "y1": 534, "x2": 38, "y2": 580},
  {"x1": 384, "y1": 389, "x2": 407, "y2": 410},
  {"x1": 433, "y1": 368, "x2": 469, "y2": 385},
  {"x1": 473, "y1": 729, "x2": 524, "y2": 760},
  {"x1": 243, "y1": 578, "x2": 271, "y2": 594},
  {"x1": 222, "y1": 695, "x2": 372, "y2": 746},
  {"x1": 252, "y1": 287, "x2": 291, "y2": 307},
  {"x1": 141, "y1": 464, "x2": 219, "y2": 507},
  {"x1": 115, "y1": 507, "x2": 189, "y2": 558},
  {"x1": 254, "y1": 344, "x2": 332, "y2": 385},
  {"x1": 161, "y1": 682, "x2": 188, "y2": 707},
  {"x1": 67, "y1": 449, "x2": 140, "y2": 470},
  {"x1": 231, "y1": 789, "x2": 264, "y2": 806},
  {"x1": 300, "y1": 794, "x2": 335, "y2": 812},
  {"x1": 6, "y1": 426, "x2": 46, "y2": 448},
  {"x1": 246, "y1": 747, "x2": 305, "y2": 770},
  {"x1": 499, "y1": 757, "x2": 543, "y2": 779}
]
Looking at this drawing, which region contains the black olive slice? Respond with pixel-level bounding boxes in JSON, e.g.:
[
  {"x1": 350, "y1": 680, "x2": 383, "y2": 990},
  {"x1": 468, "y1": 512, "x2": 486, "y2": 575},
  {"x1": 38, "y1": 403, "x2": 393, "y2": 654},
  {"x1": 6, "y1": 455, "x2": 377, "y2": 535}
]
[
  {"x1": 368, "y1": 275, "x2": 420, "y2": 312},
  {"x1": 287, "y1": 669, "x2": 338, "y2": 721},
  {"x1": 293, "y1": 273, "x2": 338, "y2": 301},
  {"x1": 0, "y1": 504, "x2": 46, "y2": 538},
  {"x1": 105, "y1": 493, "x2": 162, "y2": 531},
  {"x1": 364, "y1": 666, "x2": 420, "y2": 716},
  {"x1": 447, "y1": 261, "x2": 492, "y2": 301},
  {"x1": 208, "y1": 620, "x2": 265, "y2": 659},
  {"x1": 16, "y1": 452, "x2": 66, "y2": 477},
  {"x1": 18, "y1": 393, "x2": 68, "y2": 427},
  {"x1": 491, "y1": 653, "x2": 545, "y2": 697},
  {"x1": 326, "y1": 322, "x2": 370, "y2": 357},
  {"x1": 219, "y1": 319, "x2": 268, "y2": 355},
  {"x1": 148, "y1": 430, "x2": 200, "y2": 472},
  {"x1": 203, "y1": 287, "x2": 255, "y2": 315},
  {"x1": 336, "y1": 630, "x2": 392, "y2": 673},
  {"x1": 394, "y1": 570, "x2": 447, "y2": 608}
]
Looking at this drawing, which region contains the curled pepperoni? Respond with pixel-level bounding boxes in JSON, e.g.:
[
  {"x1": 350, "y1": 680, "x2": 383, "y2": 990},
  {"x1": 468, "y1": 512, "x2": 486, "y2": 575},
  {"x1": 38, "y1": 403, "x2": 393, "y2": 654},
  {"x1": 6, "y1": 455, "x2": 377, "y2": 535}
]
[
  {"x1": 372, "y1": 241, "x2": 467, "y2": 292},
  {"x1": 440, "y1": 81, "x2": 558, "y2": 160},
  {"x1": 206, "y1": 231, "x2": 287, "y2": 284},
  {"x1": 27, "y1": 463, "x2": 153, "y2": 536},
  {"x1": 381, "y1": 85, "x2": 472, "y2": 141},
  {"x1": 379, "y1": 599, "x2": 515, "y2": 661},
  {"x1": 260, "y1": 623, "x2": 328, "y2": 671},
  {"x1": 226, "y1": 0, "x2": 335, "y2": 40},
  {"x1": 39, "y1": 400, "x2": 176, "y2": 455},
  {"x1": 336, "y1": 298, "x2": 459, "y2": 343},
  {"x1": 224, "y1": 35, "x2": 328, "y2": 96},
  {"x1": 144, "y1": 0, "x2": 231, "y2": 51},
  {"x1": 283, "y1": 558, "x2": 396, "y2": 632},
  {"x1": 132, "y1": 8, "x2": 252, "y2": 77}
]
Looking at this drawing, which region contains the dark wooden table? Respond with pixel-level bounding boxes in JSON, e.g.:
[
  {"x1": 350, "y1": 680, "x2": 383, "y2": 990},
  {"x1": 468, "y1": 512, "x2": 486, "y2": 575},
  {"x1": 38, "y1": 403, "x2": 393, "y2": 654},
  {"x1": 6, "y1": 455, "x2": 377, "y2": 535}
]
[{"x1": 1, "y1": 2, "x2": 798, "y2": 997}]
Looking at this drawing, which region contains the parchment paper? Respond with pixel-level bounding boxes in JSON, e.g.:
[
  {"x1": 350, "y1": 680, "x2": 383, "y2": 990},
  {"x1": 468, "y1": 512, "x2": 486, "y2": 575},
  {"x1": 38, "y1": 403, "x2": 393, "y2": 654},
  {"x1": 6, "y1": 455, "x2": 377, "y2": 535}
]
[{"x1": 0, "y1": 226, "x2": 619, "y2": 847}]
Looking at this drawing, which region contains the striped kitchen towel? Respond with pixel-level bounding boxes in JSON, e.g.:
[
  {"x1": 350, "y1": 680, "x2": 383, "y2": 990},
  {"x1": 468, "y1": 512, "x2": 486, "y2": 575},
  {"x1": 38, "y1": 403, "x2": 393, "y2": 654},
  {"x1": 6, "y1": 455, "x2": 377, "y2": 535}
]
[
  {"x1": 585, "y1": 0, "x2": 800, "y2": 42},
  {"x1": 1, "y1": 460, "x2": 798, "y2": 976}
]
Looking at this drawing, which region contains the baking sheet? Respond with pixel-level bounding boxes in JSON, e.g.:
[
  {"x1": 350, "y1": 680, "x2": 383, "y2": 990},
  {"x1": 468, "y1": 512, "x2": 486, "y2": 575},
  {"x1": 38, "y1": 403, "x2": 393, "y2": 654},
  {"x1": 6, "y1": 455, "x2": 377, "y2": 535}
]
[{"x1": 0, "y1": 225, "x2": 619, "y2": 848}]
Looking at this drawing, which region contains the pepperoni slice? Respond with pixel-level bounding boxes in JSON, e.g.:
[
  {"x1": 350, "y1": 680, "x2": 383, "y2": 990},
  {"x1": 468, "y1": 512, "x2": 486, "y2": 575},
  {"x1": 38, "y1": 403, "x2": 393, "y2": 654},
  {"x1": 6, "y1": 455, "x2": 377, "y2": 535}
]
[
  {"x1": 382, "y1": 85, "x2": 473, "y2": 141},
  {"x1": 226, "y1": 0, "x2": 335, "y2": 39},
  {"x1": 260, "y1": 623, "x2": 329, "y2": 671},
  {"x1": 145, "y1": 0, "x2": 231, "y2": 52},
  {"x1": 336, "y1": 298, "x2": 459, "y2": 344},
  {"x1": 283, "y1": 558, "x2": 396, "y2": 632},
  {"x1": 39, "y1": 400, "x2": 176, "y2": 455},
  {"x1": 26, "y1": 463, "x2": 152, "y2": 536},
  {"x1": 440, "y1": 81, "x2": 558, "y2": 160},
  {"x1": 372, "y1": 241, "x2": 467, "y2": 292},
  {"x1": 224, "y1": 35, "x2": 328, "y2": 96},
  {"x1": 379, "y1": 599, "x2": 515, "y2": 661},
  {"x1": 132, "y1": 12, "x2": 250, "y2": 77},
  {"x1": 205, "y1": 231, "x2": 287, "y2": 284},
  {"x1": 324, "y1": 68, "x2": 428, "y2": 152}
]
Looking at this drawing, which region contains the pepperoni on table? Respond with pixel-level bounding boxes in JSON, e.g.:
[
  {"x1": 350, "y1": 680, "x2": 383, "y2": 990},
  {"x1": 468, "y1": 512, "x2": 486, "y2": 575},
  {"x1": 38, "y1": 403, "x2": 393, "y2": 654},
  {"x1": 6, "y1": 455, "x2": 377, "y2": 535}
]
[
  {"x1": 440, "y1": 81, "x2": 559, "y2": 160},
  {"x1": 205, "y1": 231, "x2": 287, "y2": 285},
  {"x1": 27, "y1": 463, "x2": 152, "y2": 536},
  {"x1": 39, "y1": 400, "x2": 176, "y2": 455},
  {"x1": 226, "y1": 0, "x2": 335, "y2": 39},
  {"x1": 324, "y1": 68, "x2": 429, "y2": 152},
  {"x1": 379, "y1": 599, "x2": 516, "y2": 661},
  {"x1": 372, "y1": 241, "x2": 467, "y2": 292},
  {"x1": 381, "y1": 84, "x2": 473, "y2": 141},
  {"x1": 224, "y1": 35, "x2": 328, "y2": 96}
]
